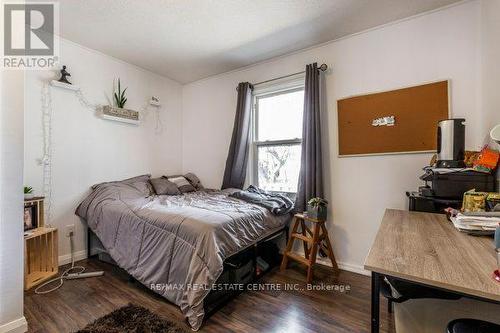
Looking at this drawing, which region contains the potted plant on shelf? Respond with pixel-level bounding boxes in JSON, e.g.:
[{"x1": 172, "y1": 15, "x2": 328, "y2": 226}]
[
  {"x1": 307, "y1": 197, "x2": 328, "y2": 221},
  {"x1": 102, "y1": 78, "x2": 139, "y2": 124},
  {"x1": 24, "y1": 186, "x2": 34, "y2": 200},
  {"x1": 114, "y1": 78, "x2": 128, "y2": 108},
  {"x1": 103, "y1": 79, "x2": 139, "y2": 125}
]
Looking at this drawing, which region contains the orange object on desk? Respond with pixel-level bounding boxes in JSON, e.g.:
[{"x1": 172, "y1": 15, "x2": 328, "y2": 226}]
[{"x1": 473, "y1": 146, "x2": 499, "y2": 172}]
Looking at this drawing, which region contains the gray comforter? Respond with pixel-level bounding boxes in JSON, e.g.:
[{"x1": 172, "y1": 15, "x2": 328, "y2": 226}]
[{"x1": 75, "y1": 175, "x2": 288, "y2": 330}]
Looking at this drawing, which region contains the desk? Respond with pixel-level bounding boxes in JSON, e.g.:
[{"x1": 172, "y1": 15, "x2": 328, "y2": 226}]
[{"x1": 364, "y1": 209, "x2": 500, "y2": 333}]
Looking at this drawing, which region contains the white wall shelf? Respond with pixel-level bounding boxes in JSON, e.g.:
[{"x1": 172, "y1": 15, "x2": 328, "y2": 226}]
[
  {"x1": 102, "y1": 105, "x2": 140, "y2": 125},
  {"x1": 50, "y1": 80, "x2": 80, "y2": 91},
  {"x1": 102, "y1": 114, "x2": 140, "y2": 125}
]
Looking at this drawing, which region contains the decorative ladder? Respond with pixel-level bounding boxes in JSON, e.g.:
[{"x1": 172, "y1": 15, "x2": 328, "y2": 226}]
[{"x1": 280, "y1": 213, "x2": 339, "y2": 284}]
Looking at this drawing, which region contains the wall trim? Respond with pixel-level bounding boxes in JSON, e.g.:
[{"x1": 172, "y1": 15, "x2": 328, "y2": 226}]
[
  {"x1": 58, "y1": 250, "x2": 87, "y2": 266},
  {"x1": 0, "y1": 317, "x2": 27, "y2": 333},
  {"x1": 293, "y1": 249, "x2": 370, "y2": 276},
  {"x1": 335, "y1": 260, "x2": 371, "y2": 277},
  {"x1": 69, "y1": 248, "x2": 369, "y2": 276},
  {"x1": 66, "y1": 248, "x2": 371, "y2": 276},
  {"x1": 315, "y1": 256, "x2": 370, "y2": 277}
]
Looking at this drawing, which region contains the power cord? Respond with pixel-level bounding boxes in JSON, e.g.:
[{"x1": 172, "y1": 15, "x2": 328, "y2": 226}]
[{"x1": 34, "y1": 231, "x2": 87, "y2": 294}]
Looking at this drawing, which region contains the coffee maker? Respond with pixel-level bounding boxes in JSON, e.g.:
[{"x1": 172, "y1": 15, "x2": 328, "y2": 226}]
[{"x1": 436, "y1": 118, "x2": 465, "y2": 168}]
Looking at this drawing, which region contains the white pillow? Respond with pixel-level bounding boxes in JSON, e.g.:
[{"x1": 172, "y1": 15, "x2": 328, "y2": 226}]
[{"x1": 168, "y1": 176, "x2": 196, "y2": 193}]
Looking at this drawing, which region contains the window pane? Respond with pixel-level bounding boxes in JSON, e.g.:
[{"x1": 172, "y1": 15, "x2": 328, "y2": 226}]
[
  {"x1": 257, "y1": 144, "x2": 301, "y2": 193},
  {"x1": 257, "y1": 90, "x2": 304, "y2": 141}
]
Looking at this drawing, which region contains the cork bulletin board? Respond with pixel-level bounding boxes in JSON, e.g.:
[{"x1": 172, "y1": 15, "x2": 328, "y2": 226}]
[{"x1": 337, "y1": 80, "x2": 449, "y2": 157}]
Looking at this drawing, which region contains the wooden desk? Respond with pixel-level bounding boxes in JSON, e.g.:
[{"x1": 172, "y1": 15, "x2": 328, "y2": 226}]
[{"x1": 364, "y1": 209, "x2": 500, "y2": 333}]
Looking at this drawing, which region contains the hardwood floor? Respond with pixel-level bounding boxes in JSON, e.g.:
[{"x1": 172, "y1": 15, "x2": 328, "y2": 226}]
[{"x1": 24, "y1": 258, "x2": 395, "y2": 333}]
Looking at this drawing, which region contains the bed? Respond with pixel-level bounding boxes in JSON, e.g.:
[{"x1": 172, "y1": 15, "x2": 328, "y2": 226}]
[{"x1": 76, "y1": 175, "x2": 290, "y2": 330}]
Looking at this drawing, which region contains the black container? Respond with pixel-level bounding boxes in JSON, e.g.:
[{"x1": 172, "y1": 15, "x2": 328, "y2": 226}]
[
  {"x1": 407, "y1": 192, "x2": 462, "y2": 213},
  {"x1": 204, "y1": 248, "x2": 254, "y2": 313},
  {"x1": 204, "y1": 232, "x2": 283, "y2": 315}
]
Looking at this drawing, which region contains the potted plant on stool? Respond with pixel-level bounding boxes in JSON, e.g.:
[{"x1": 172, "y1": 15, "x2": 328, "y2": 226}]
[
  {"x1": 307, "y1": 197, "x2": 328, "y2": 221},
  {"x1": 24, "y1": 186, "x2": 34, "y2": 200}
]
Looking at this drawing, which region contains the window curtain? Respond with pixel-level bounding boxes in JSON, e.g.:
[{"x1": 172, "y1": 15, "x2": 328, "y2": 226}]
[
  {"x1": 221, "y1": 82, "x2": 254, "y2": 189},
  {"x1": 295, "y1": 63, "x2": 323, "y2": 212}
]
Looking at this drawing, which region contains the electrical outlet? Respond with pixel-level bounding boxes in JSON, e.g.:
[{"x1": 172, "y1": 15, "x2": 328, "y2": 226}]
[{"x1": 65, "y1": 224, "x2": 75, "y2": 237}]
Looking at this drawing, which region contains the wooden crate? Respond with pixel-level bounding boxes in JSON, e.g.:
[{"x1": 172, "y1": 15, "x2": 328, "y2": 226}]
[{"x1": 24, "y1": 227, "x2": 58, "y2": 290}]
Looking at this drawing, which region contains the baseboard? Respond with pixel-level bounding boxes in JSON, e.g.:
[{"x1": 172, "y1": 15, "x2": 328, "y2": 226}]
[
  {"x1": 334, "y1": 260, "x2": 370, "y2": 277},
  {"x1": 294, "y1": 249, "x2": 370, "y2": 276},
  {"x1": 0, "y1": 317, "x2": 27, "y2": 333},
  {"x1": 61, "y1": 248, "x2": 370, "y2": 275},
  {"x1": 61, "y1": 250, "x2": 370, "y2": 276},
  {"x1": 58, "y1": 250, "x2": 88, "y2": 266}
]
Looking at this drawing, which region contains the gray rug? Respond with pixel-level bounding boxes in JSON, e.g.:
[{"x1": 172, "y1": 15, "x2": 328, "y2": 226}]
[{"x1": 75, "y1": 304, "x2": 188, "y2": 333}]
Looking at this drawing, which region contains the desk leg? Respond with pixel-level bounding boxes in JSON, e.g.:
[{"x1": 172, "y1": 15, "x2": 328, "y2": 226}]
[{"x1": 371, "y1": 272, "x2": 380, "y2": 333}]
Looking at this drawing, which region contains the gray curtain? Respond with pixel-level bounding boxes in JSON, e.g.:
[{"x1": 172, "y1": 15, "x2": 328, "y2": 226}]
[
  {"x1": 222, "y1": 82, "x2": 253, "y2": 189},
  {"x1": 295, "y1": 63, "x2": 323, "y2": 212}
]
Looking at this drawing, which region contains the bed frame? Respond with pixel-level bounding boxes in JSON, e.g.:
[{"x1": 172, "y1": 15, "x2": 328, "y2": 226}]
[{"x1": 86, "y1": 224, "x2": 288, "y2": 319}]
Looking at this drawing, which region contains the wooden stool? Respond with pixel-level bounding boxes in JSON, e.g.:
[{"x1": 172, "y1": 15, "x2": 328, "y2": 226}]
[{"x1": 280, "y1": 213, "x2": 338, "y2": 284}]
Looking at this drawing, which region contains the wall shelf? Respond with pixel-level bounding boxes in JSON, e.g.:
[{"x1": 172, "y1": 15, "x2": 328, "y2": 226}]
[
  {"x1": 102, "y1": 105, "x2": 140, "y2": 125},
  {"x1": 102, "y1": 114, "x2": 140, "y2": 125},
  {"x1": 49, "y1": 82, "x2": 143, "y2": 126},
  {"x1": 50, "y1": 80, "x2": 80, "y2": 91}
]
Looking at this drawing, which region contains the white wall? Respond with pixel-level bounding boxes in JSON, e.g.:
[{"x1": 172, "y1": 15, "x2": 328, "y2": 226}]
[
  {"x1": 481, "y1": 0, "x2": 500, "y2": 135},
  {"x1": 24, "y1": 39, "x2": 183, "y2": 263},
  {"x1": 0, "y1": 70, "x2": 27, "y2": 332},
  {"x1": 480, "y1": 0, "x2": 500, "y2": 187},
  {"x1": 182, "y1": 1, "x2": 483, "y2": 272}
]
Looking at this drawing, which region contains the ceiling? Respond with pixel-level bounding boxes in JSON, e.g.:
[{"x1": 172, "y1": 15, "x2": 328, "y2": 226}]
[{"x1": 55, "y1": 0, "x2": 462, "y2": 83}]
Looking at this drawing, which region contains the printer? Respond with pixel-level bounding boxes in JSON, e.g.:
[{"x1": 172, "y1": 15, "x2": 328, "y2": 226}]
[
  {"x1": 408, "y1": 168, "x2": 495, "y2": 214},
  {"x1": 419, "y1": 168, "x2": 495, "y2": 199}
]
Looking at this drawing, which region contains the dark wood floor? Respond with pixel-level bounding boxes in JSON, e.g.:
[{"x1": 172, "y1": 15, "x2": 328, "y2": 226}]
[{"x1": 24, "y1": 258, "x2": 395, "y2": 333}]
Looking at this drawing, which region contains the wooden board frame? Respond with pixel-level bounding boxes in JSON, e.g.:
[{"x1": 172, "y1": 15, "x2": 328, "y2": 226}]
[{"x1": 337, "y1": 80, "x2": 451, "y2": 157}]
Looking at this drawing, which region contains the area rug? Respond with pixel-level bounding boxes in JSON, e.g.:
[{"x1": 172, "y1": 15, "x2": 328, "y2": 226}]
[{"x1": 75, "y1": 303, "x2": 188, "y2": 333}]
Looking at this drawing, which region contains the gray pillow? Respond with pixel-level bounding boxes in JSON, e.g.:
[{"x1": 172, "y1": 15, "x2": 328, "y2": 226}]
[
  {"x1": 184, "y1": 172, "x2": 204, "y2": 190},
  {"x1": 92, "y1": 174, "x2": 151, "y2": 190},
  {"x1": 167, "y1": 176, "x2": 196, "y2": 193},
  {"x1": 150, "y1": 177, "x2": 181, "y2": 195}
]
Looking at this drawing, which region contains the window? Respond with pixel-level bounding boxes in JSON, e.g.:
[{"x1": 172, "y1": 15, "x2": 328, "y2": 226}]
[{"x1": 252, "y1": 84, "x2": 304, "y2": 193}]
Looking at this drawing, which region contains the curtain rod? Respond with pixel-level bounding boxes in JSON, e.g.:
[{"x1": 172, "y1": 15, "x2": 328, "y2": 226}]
[{"x1": 236, "y1": 63, "x2": 328, "y2": 91}]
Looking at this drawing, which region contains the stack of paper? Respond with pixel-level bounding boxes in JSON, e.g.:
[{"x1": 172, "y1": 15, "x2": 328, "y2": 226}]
[{"x1": 450, "y1": 214, "x2": 500, "y2": 232}]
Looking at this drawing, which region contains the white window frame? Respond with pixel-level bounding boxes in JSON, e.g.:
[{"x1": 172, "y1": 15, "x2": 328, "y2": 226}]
[{"x1": 249, "y1": 75, "x2": 305, "y2": 193}]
